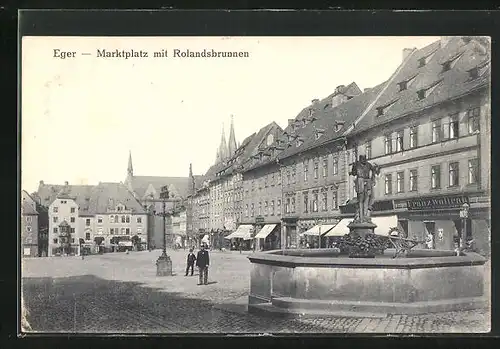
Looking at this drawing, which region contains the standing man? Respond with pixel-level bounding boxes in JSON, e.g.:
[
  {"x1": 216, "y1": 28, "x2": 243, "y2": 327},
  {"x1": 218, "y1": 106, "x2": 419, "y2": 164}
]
[
  {"x1": 185, "y1": 248, "x2": 196, "y2": 276},
  {"x1": 196, "y1": 244, "x2": 210, "y2": 285}
]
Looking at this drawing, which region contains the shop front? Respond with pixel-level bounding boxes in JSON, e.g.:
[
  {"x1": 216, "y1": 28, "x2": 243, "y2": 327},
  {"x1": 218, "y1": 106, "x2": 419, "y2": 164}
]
[
  {"x1": 281, "y1": 217, "x2": 299, "y2": 249},
  {"x1": 254, "y1": 222, "x2": 281, "y2": 251},
  {"x1": 395, "y1": 193, "x2": 490, "y2": 254},
  {"x1": 225, "y1": 224, "x2": 254, "y2": 250}
]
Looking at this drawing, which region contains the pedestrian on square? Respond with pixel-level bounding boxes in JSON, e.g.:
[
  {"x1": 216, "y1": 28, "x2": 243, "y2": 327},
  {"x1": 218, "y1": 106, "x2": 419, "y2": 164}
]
[
  {"x1": 185, "y1": 248, "x2": 197, "y2": 276},
  {"x1": 196, "y1": 244, "x2": 210, "y2": 285}
]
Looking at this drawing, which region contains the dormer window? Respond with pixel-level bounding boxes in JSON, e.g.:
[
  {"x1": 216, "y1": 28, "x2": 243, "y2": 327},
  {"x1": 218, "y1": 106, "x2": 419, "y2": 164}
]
[
  {"x1": 468, "y1": 60, "x2": 490, "y2": 80},
  {"x1": 334, "y1": 121, "x2": 344, "y2": 132},
  {"x1": 308, "y1": 108, "x2": 314, "y2": 117},
  {"x1": 314, "y1": 128, "x2": 325, "y2": 140},
  {"x1": 296, "y1": 139, "x2": 304, "y2": 147},
  {"x1": 417, "y1": 79, "x2": 442, "y2": 100},
  {"x1": 418, "y1": 48, "x2": 438, "y2": 68},
  {"x1": 398, "y1": 74, "x2": 418, "y2": 91},
  {"x1": 375, "y1": 99, "x2": 399, "y2": 117},
  {"x1": 441, "y1": 51, "x2": 463, "y2": 73}
]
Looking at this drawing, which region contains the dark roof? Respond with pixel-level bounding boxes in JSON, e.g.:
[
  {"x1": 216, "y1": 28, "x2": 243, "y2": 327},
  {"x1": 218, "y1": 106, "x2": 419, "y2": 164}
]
[
  {"x1": 353, "y1": 37, "x2": 490, "y2": 133},
  {"x1": 37, "y1": 183, "x2": 95, "y2": 211},
  {"x1": 237, "y1": 122, "x2": 282, "y2": 172},
  {"x1": 22, "y1": 201, "x2": 38, "y2": 215},
  {"x1": 89, "y1": 182, "x2": 146, "y2": 214},
  {"x1": 36, "y1": 182, "x2": 146, "y2": 215},
  {"x1": 130, "y1": 176, "x2": 191, "y2": 199},
  {"x1": 276, "y1": 82, "x2": 386, "y2": 161}
]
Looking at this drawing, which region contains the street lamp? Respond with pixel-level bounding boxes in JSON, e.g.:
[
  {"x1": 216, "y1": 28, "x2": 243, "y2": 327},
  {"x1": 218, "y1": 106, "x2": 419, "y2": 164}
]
[
  {"x1": 459, "y1": 203, "x2": 470, "y2": 252},
  {"x1": 155, "y1": 185, "x2": 173, "y2": 276},
  {"x1": 317, "y1": 219, "x2": 324, "y2": 249}
]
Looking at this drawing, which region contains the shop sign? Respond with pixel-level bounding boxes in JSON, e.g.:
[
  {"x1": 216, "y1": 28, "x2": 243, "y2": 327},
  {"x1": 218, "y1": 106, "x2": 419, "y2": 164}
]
[
  {"x1": 407, "y1": 195, "x2": 469, "y2": 211},
  {"x1": 255, "y1": 216, "x2": 265, "y2": 223},
  {"x1": 340, "y1": 200, "x2": 394, "y2": 214}
]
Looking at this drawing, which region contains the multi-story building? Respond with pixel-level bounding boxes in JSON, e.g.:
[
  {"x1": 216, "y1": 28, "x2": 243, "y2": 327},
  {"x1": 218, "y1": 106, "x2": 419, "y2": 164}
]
[
  {"x1": 275, "y1": 82, "x2": 368, "y2": 248},
  {"x1": 124, "y1": 151, "x2": 203, "y2": 249},
  {"x1": 190, "y1": 36, "x2": 491, "y2": 255},
  {"x1": 36, "y1": 181, "x2": 148, "y2": 256},
  {"x1": 340, "y1": 36, "x2": 491, "y2": 254},
  {"x1": 21, "y1": 198, "x2": 39, "y2": 257}
]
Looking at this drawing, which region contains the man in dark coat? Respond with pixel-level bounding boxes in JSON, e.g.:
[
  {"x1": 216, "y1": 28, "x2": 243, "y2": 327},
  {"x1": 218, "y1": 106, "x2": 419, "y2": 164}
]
[
  {"x1": 185, "y1": 248, "x2": 196, "y2": 276},
  {"x1": 196, "y1": 244, "x2": 210, "y2": 285}
]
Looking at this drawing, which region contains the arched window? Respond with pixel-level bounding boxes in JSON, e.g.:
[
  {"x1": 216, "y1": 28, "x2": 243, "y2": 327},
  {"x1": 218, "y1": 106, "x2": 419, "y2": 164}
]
[
  {"x1": 115, "y1": 215, "x2": 119, "y2": 222},
  {"x1": 121, "y1": 215, "x2": 125, "y2": 223},
  {"x1": 109, "y1": 215, "x2": 114, "y2": 223},
  {"x1": 121, "y1": 228, "x2": 126, "y2": 235},
  {"x1": 126, "y1": 216, "x2": 130, "y2": 223}
]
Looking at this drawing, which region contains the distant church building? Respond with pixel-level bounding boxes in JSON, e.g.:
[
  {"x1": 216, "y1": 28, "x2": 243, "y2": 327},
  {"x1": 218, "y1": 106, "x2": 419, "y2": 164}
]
[
  {"x1": 215, "y1": 115, "x2": 239, "y2": 164},
  {"x1": 124, "y1": 151, "x2": 202, "y2": 249}
]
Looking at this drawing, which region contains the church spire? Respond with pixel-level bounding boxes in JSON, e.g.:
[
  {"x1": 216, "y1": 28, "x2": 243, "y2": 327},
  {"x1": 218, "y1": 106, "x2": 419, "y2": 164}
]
[
  {"x1": 228, "y1": 114, "x2": 237, "y2": 157},
  {"x1": 216, "y1": 123, "x2": 228, "y2": 163},
  {"x1": 127, "y1": 150, "x2": 133, "y2": 177}
]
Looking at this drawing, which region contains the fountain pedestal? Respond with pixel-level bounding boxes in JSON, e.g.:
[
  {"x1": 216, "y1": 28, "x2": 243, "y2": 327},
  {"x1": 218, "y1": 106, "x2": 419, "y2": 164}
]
[{"x1": 346, "y1": 221, "x2": 378, "y2": 258}]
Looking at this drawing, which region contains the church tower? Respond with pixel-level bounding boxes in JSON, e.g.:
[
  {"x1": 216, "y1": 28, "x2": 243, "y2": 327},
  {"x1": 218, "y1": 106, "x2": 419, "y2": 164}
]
[
  {"x1": 125, "y1": 150, "x2": 134, "y2": 193},
  {"x1": 228, "y1": 115, "x2": 237, "y2": 157},
  {"x1": 216, "y1": 124, "x2": 228, "y2": 163}
]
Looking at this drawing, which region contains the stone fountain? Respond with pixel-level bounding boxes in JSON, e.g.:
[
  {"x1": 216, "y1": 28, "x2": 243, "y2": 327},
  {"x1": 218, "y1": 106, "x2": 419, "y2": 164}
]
[{"x1": 247, "y1": 156, "x2": 488, "y2": 318}]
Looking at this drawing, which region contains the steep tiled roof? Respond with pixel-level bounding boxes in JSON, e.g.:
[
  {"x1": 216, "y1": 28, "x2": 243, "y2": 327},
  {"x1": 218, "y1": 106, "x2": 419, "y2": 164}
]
[
  {"x1": 237, "y1": 122, "x2": 282, "y2": 171},
  {"x1": 130, "y1": 176, "x2": 191, "y2": 199},
  {"x1": 35, "y1": 181, "x2": 146, "y2": 215},
  {"x1": 276, "y1": 82, "x2": 385, "y2": 161},
  {"x1": 353, "y1": 37, "x2": 490, "y2": 133},
  {"x1": 22, "y1": 201, "x2": 38, "y2": 215},
  {"x1": 36, "y1": 182, "x2": 95, "y2": 210},
  {"x1": 89, "y1": 182, "x2": 146, "y2": 214}
]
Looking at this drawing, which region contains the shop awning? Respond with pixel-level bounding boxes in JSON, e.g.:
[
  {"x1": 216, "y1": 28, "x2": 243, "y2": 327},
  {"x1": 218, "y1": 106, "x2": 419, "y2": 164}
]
[
  {"x1": 225, "y1": 225, "x2": 253, "y2": 240},
  {"x1": 118, "y1": 241, "x2": 133, "y2": 247},
  {"x1": 254, "y1": 224, "x2": 277, "y2": 239},
  {"x1": 325, "y1": 219, "x2": 353, "y2": 237},
  {"x1": 302, "y1": 224, "x2": 336, "y2": 236},
  {"x1": 372, "y1": 215, "x2": 398, "y2": 235}
]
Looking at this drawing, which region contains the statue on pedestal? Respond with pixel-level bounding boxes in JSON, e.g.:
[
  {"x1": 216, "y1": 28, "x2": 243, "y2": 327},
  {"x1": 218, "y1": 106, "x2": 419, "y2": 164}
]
[{"x1": 350, "y1": 155, "x2": 380, "y2": 223}]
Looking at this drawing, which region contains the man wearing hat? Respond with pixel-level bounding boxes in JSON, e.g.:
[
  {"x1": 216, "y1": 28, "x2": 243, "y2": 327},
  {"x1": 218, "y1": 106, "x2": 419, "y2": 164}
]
[{"x1": 196, "y1": 244, "x2": 210, "y2": 285}]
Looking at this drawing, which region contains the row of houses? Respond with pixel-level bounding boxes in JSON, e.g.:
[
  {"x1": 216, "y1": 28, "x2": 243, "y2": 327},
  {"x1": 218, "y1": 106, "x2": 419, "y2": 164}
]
[{"x1": 187, "y1": 36, "x2": 491, "y2": 254}]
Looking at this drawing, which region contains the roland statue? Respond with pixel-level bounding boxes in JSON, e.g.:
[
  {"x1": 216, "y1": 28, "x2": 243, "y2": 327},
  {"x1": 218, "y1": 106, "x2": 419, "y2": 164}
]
[{"x1": 349, "y1": 154, "x2": 380, "y2": 223}]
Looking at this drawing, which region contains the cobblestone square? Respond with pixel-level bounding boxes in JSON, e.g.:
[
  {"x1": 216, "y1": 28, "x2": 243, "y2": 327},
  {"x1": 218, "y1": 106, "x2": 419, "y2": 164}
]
[{"x1": 21, "y1": 249, "x2": 490, "y2": 334}]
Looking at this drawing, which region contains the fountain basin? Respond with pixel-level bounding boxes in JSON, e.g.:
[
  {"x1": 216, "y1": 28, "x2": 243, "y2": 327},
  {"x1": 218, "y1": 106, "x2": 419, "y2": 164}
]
[{"x1": 247, "y1": 248, "x2": 487, "y2": 317}]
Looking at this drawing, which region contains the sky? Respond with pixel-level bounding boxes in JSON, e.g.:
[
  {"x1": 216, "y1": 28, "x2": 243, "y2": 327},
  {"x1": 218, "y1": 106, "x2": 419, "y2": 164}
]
[{"x1": 21, "y1": 36, "x2": 440, "y2": 194}]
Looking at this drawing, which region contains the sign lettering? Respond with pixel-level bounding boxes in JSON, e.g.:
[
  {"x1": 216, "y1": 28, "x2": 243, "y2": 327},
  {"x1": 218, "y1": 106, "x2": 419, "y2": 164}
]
[{"x1": 406, "y1": 195, "x2": 469, "y2": 211}]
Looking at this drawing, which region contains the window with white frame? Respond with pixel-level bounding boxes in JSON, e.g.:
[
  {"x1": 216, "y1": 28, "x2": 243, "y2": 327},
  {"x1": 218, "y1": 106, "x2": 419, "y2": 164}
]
[
  {"x1": 396, "y1": 131, "x2": 404, "y2": 152},
  {"x1": 431, "y1": 165, "x2": 441, "y2": 189},
  {"x1": 313, "y1": 162, "x2": 319, "y2": 179},
  {"x1": 385, "y1": 174, "x2": 393, "y2": 195},
  {"x1": 303, "y1": 160, "x2": 308, "y2": 182},
  {"x1": 322, "y1": 157, "x2": 328, "y2": 177},
  {"x1": 332, "y1": 191, "x2": 338, "y2": 210},
  {"x1": 384, "y1": 135, "x2": 392, "y2": 154},
  {"x1": 467, "y1": 107, "x2": 480, "y2": 134},
  {"x1": 409, "y1": 126, "x2": 418, "y2": 148},
  {"x1": 468, "y1": 159, "x2": 479, "y2": 184},
  {"x1": 312, "y1": 193, "x2": 318, "y2": 212},
  {"x1": 449, "y1": 162, "x2": 459, "y2": 187},
  {"x1": 449, "y1": 113, "x2": 459, "y2": 139},
  {"x1": 397, "y1": 172, "x2": 404, "y2": 193},
  {"x1": 332, "y1": 158, "x2": 338, "y2": 175},
  {"x1": 303, "y1": 193, "x2": 309, "y2": 213},
  {"x1": 97, "y1": 216, "x2": 103, "y2": 224},
  {"x1": 365, "y1": 143, "x2": 372, "y2": 159},
  {"x1": 409, "y1": 169, "x2": 418, "y2": 191},
  {"x1": 322, "y1": 192, "x2": 328, "y2": 211},
  {"x1": 432, "y1": 120, "x2": 441, "y2": 143}
]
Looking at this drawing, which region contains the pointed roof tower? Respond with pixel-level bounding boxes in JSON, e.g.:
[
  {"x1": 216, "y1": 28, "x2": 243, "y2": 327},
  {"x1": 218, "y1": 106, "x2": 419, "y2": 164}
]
[
  {"x1": 127, "y1": 150, "x2": 133, "y2": 177},
  {"x1": 228, "y1": 114, "x2": 237, "y2": 157},
  {"x1": 218, "y1": 123, "x2": 228, "y2": 162}
]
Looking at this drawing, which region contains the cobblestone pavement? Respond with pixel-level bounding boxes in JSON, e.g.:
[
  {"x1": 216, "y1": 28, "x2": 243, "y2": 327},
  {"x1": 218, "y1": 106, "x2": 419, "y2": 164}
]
[{"x1": 22, "y1": 249, "x2": 491, "y2": 334}]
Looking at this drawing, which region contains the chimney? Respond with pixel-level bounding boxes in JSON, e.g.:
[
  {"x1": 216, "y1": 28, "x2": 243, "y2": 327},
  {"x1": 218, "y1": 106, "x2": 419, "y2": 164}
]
[
  {"x1": 311, "y1": 98, "x2": 319, "y2": 105},
  {"x1": 440, "y1": 36, "x2": 452, "y2": 47},
  {"x1": 402, "y1": 48, "x2": 414, "y2": 62},
  {"x1": 39, "y1": 180, "x2": 44, "y2": 185},
  {"x1": 64, "y1": 181, "x2": 69, "y2": 186}
]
